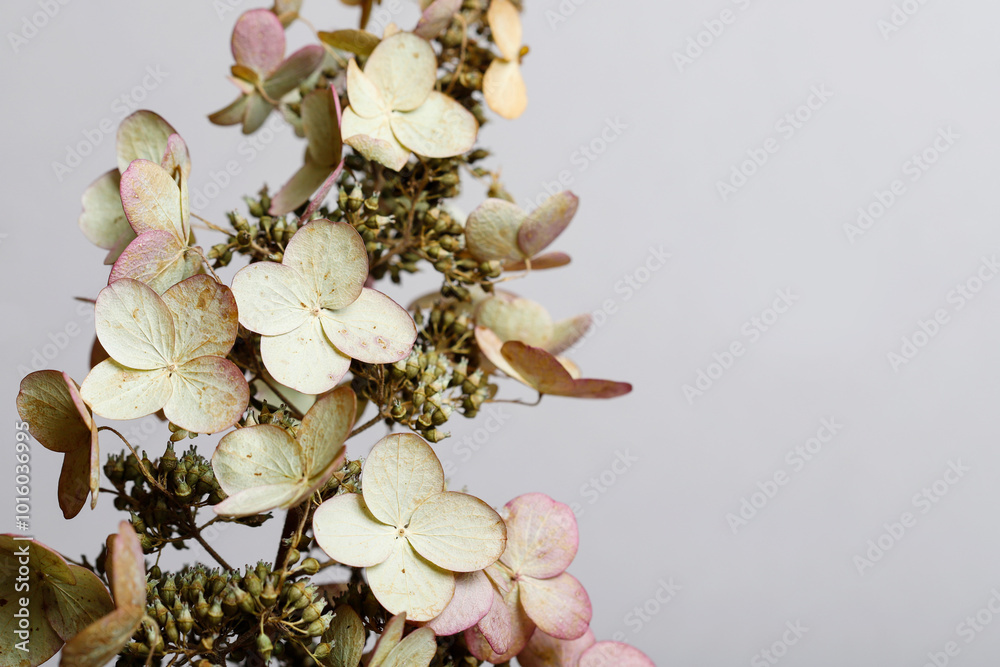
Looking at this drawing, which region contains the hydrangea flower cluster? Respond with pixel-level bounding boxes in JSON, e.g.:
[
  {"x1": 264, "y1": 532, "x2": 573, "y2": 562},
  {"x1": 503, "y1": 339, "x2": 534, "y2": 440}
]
[{"x1": 9, "y1": 2, "x2": 653, "y2": 665}]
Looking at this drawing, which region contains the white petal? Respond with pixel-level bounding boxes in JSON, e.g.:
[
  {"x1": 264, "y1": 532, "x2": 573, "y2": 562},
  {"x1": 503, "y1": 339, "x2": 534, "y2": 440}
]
[
  {"x1": 231, "y1": 261, "x2": 312, "y2": 336},
  {"x1": 346, "y1": 58, "x2": 389, "y2": 118},
  {"x1": 165, "y1": 356, "x2": 249, "y2": 433},
  {"x1": 487, "y1": 0, "x2": 522, "y2": 62},
  {"x1": 213, "y1": 424, "x2": 302, "y2": 494},
  {"x1": 212, "y1": 484, "x2": 304, "y2": 518},
  {"x1": 362, "y1": 433, "x2": 444, "y2": 528},
  {"x1": 80, "y1": 360, "x2": 172, "y2": 421},
  {"x1": 343, "y1": 108, "x2": 410, "y2": 171},
  {"x1": 312, "y1": 493, "x2": 396, "y2": 566},
  {"x1": 282, "y1": 220, "x2": 368, "y2": 311},
  {"x1": 367, "y1": 540, "x2": 455, "y2": 621},
  {"x1": 298, "y1": 385, "x2": 356, "y2": 478},
  {"x1": 364, "y1": 33, "x2": 436, "y2": 111},
  {"x1": 161, "y1": 275, "x2": 240, "y2": 361},
  {"x1": 260, "y1": 319, "x2": 352, "y2": 394},
  {"x1": 391, "y1": 92, "x2": 478, "y2": 159},
  {"x1": 321, "y1": 288, "x2": 416, "y2": 364},
  {"x1": 483, "y1": 59, "x2": 527, "y2": 120},
  {"x1": 95, "y1": 279, "x2": 174, "y2": 369},
  {"x1": 407, "y1": 492, "x2": 506, "y2": 572}
]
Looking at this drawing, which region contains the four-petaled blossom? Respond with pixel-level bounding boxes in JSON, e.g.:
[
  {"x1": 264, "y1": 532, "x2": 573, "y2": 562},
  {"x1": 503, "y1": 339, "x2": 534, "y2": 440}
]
[
  {"x1": 0, "y1": 536, "x2": 113, "y2": 667},
  {"x1": 17, "y1": 371, "x2": 100, "y2": 519},
  {"x1": 464, "y1": 493, "x2": 592, "y2": 662},
  {"x1": 80, "y1": 276, "x2": 250, "y2": 433},
  {"x1": 79, "y1": 110, "x2": 188, "y2": 265},
  {"x1": 212, "y1": 386, "x2": 356, "y2": 517},
  {"x1": 61, "y1": 522, "x2": 148, "y2": 667},
  {"x1": 341, "y1": 32, "x2": 478, "y2": 171},
  {"x1": 230, "y1": 219, "x2": 417, "y2": 394},
  {"x1": 475, "y1": 326, "x2": 632, "y2": 399},
  {"x1": 312, "y1": 433, "x2": 507, "y2": 621},
  {"x1": 520, "y1": 629, "x2": 656, "y2": 667},
  {"x1": 209, "y1": 9, "x2": 325, "y2": 134},
  {"x1": 465, "y1": 192, "x2": 578, "y2": 271},
  {"x1": 483, "y1": 0, "x2": 528, "y2": 120}
]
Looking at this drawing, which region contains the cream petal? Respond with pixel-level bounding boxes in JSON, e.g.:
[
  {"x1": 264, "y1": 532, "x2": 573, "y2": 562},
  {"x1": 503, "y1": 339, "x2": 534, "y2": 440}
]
[
  {"x1": 230, "y1": 261, "x2": 312, "y2": 336},
  {"x1": 79, "y1": 169, "x2": 134, "y2": 260},
  {"x1": 109, "y1": 230, "x2": 202, "y2": 295},
  {"x1": 381, "y1": 626, "x2": 437, "y2": 667},
  {"x1": 475, "y1": 293, "x2": 554, "y2": 348},
  {"x1": 312, "y1": 493, "x2": 396, "y2": 567},
  {"x1": 81, "y1": 360, "x2": 172, "y2": 421},
  {"x1": 298, "y1": 385, "x2": 356, "y2": 476},
  {"x1": 464, "y1": 198, "x2": 524, "y2": 263},
  {"x1": 212, "y1": 424, "x2": 302, "y2": 498},
  {"x1": 96, "y1": 278, "x2": 175, "y2": 369},
  {"x1": 321, "y1": 288, "x2": 416, "y2": 364},
  {"x1": 483, "y1": 59, "x2": 527, "y2": 120},
  {"x1": 519, "y1": 572, "x2": 591, "y2": 640},
  {"x1": 362, "y1": 433, "x2": 444, "y2": 528},
  {"x1": 259, "y1": 319, "x2": 353, "y2": 395},
  {"x1": 116, "y1": 110, "x2": 177, "y2": 174},
  {"x1": 161, "y1": 275, "x2": 240, "y2": 361},
  {"x1": 487, "y1": 0, "x2": 522, "y2": 62},
  {"x1": 165, "y1": 356, "x2": 249, "y2": 433},
  {"x1": 364, "y1": 33, "x2": 436, "y2": 111},
  {"x1": 390, "y1": 92, "x2": 478, "y2": 159},
  {"x1": 119, "y1": 159, "x2": 187, "y2": 241},
  {"x1": 283, "y1": 220, "x2": 368, "y2": 311},
  {"x1": 343, "y1": 107, "x2": 410, "y2": 171},
  {"x1": 16, "y1": 370, "x2": 92, "y2": 454},
  {"x1": 407, "y1": 492, "x2": 506, "y2": 572},
  {"x1": 346, "y1": 58, "x2": 389, "y2": 118},
  {"x1": 366, "y1": 540, "x2": 455, "y2": 622}
]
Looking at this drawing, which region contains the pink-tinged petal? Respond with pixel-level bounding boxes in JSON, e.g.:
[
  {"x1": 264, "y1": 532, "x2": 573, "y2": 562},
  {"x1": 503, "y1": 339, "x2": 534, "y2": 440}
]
[
  {"x1": 500, "y1": 493, "x2": 578, "y2": 578},
  {"x1": 95, "y1": 279, "x2": 175, "y2": 368},
  {"x1": 318, "y1": 29, "x2": 381, "y2": 57},
  {"x1": 579, "y1": 641, "x2": 656, "y2": 667},
  {"x1": 109, "y1": 521, "x2": 146, "y2": 608},
  {"x1": 501, "y1": 342, "x2": 633, "y2": 399},
  {"x1": 116, "y1": 110, "x2": 178, "y2": 174},
  {"x1": 283, "y1": 220, "x2": 369, "y2": 311},
  {"x1": 346, "y1": 58, "x2": 388, "y2": 118},
  {"x1": 269, "y1": 156, "x2": 334, "y2": 216},
  {"x1": 517, "y1": 191, "x2": 578, "y2": 258},
  {"x1": 519, "y1": 628, "x2": 597, "y2": 667},
  {"x1": 364, "y1": 33, "x2": 437, "y2": 111},
  {"x1": 503, "y1": 251, "x2": 571, "y2": 272},
  {"x1": 366, "y1": 540, "x2": 455, "y2": 622},
  {"x1": 362, "y1": 433, "x2": 444, "y2": 528},
  {"x1": 465, "y1": 198, "x2": 524, "y2": 263},
  {"x1": 406, "y1": 492, "x2": 507, "y2": 572},
  {"x1": 312, "y1": 493, "x2": 396, "y2": 567},
  {"x1": 474, "y1": 325, "x2": 526, "y2": 383},
  {"x1": 232, "y1": 8, "x2": 286, "y2": 75},
  {"x1": 60, "y1": 605, "x2": 144, "y2": 667},
  {"x1": 161, "y1": 275, "x2": 240, "y2": 361},
  {"x1": 160, "y1": 133, "x2": 191, "y2": 181},
  {"x1": 109, "y1": 230, "x2": 202, "y2": 295},
  {"x1": 321, "y1": 288, "x2": 417, "y2": 364},
  {"x1": 301, "y1": 84, "x2": 343, "y2": 167},
  {"x1": 263, "y1": 44, "x2": 325, "y2": 99},
  {"x1": 465, "y1": 582, "x2": 534, "y2": 661},
  {"x1": 119, "y1": 159, "x2": 186, "y2": 240},
  {"x1": 390, "y1": 92, "x2": 478, "y2": 159},
  {"x1": 414, "y1": 0, "x2": 461, "y2": 39},
  {"x1": 259, "y1": 319, "x2": 352, "y2": 394},
  {"x1": 547, "y1": 314, "x2": 592, "y2": 355},
  {"x1": 243, "y1": 93, "x2": 274, "y2": 134},
  {"x1": 425, "y1": 570, "x2": 493, "y2": 636},
  {"x1": 80, "y1": 360, "x2": 173, "y2": 421},
  {"x1": 209, "y1": 93, "x2": 250, "y2": 127},
  {"x1": 79, "y1": 169, "x2": 134, "y2": 262},
  {"x1": 58, "y1": 445, "x2": 93, "y2": 520},
  {"x1": 519, "y1": 572, "x2": 591, "y2": 640},
  {"x1": 230, "y1": 261, "x2": 312, "y2": 336},
  {"x1": 16, "y1": 371, "x2": 92, "y2": 454},
  {"x1": 165, "y1": 356, "x2": 249, "y2": 433},
  {"x1": 475, "y1": 292, "x2": 553, "y2": 348},
  {"x1": 343, "y1": 108, "x2": 410, "y2": 171}
]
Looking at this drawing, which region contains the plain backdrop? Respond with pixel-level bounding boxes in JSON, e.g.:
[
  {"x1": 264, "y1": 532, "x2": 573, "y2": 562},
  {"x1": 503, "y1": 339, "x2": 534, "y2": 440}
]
[{"x1": 5, "y1": 0, "x2": 1000, "y2": 665}]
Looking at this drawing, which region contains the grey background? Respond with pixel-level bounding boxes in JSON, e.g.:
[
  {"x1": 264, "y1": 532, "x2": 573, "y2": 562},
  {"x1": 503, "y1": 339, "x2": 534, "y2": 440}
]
[{"x1": 4, "y1": 0, "x2": 1000, "y2": 665}]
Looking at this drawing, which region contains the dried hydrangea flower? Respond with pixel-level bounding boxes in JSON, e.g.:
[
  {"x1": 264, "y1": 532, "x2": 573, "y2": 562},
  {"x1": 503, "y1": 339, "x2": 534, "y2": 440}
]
[
  {"x1": 475, "y1": 327, "x2": 632, "y2": 399},
  {"x1": 230, "y1": 220, "x2": 417, "y2": 394},
  {"x1": 270, "y1": 85, "x2": 344, "y2": 216},
  {"x1": 465, "y1": 192, "x2": 578, "y2": 271},
  {"x1": 367, "y1": 613, "x2": 437, "y2": 667},
  {"x1": 424, "y1": 570, "x2": 494, "y2": 636},
  {"x1": 484, "y1": 0, "x2": 528, "y2": 120},
  {"x1": 341, "y1": 32, "x2": 478, "y2": 171},
  {"x1": 61, "y1": 522, "x2": 147, "y2": 667},
  {"x1": 212, "y1": 386, "x2": 356, "y2": 517},
  {"x1": 0, "y1": 536, "x2": 113, "y2": 667},
  {"x1": 465, "y1": 493, "x2": 591, "y2": 661},
  {"x1": 110, "y1": 157, "x2": 202, "y2": 294},
  {"x1": 80, "y1": 276, "x2": 250, "y2": 433},
  {"x1": 16, "y1": 371, "x2": 100, "y2": 519},
  {"x1": 209, "y1": 9, "x2": 325, "y2": 134},
  {"x1": 79, "y1": 111, "x2": 188, "y2": 265},
  {"x1": 312, "y1": 433, "x2": 507, "y2": 621},
  {"x1": 519, "y1": 629, "x2": 656, "y2": 667}
]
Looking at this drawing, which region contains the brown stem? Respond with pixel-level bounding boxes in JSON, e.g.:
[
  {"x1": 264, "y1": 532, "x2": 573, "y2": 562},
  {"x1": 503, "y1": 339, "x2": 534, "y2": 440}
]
[
  {"x1": 98, "y1": 427, "x2": 170, "y2": 496},
  {"x1": 193, "y1": 529, "x2": 233, "y2": 571}
]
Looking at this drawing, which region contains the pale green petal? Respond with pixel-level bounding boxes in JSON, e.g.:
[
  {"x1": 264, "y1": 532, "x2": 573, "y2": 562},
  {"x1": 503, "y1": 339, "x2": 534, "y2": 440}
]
[
  {"x1": 80, "y1": 360, "x2": 172, "y2": 421},
  {"x1": 312, "y1": 493, "x2": 396, "y2": 567},
  {"x1": 259, "y1": 318, "x2": 352, "y2": 394},
  {"x1": 362, "y1": 433, "x2": 444, "y2": 527}
]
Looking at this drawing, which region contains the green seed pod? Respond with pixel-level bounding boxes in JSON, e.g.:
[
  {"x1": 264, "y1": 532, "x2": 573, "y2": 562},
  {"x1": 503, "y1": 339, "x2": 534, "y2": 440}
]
[
  {"x1": 160, "y1": 575, "x2": 176, "y2": 607},
  {"x1": 163, "y1": 614, "x2": 179, "y2": 644},
  {"x1": 301, "y1": 601, "x2": 324, "y2": 623},
  {"x1": 222, "y1": 586, "x2": 239, "y2": 616},
  {"x1": 193, "y1": 592, "x2": 209, "y2": 620},
  {"x1": 261, "y1": 577, "x2": 278, "y2": 608},
  {"x1": 256, "y1": 633, "x2": 274, "y2": 661},
  {"x1": 299, "y1": 557, "x2": 320, "y2": 575},
  {"x1": 243, "y1": 571, "x2": 263, "y2": 598},
  {"x1": 286, "y1": 548, "x2": 301, "y2": 565},
  {"x1": 206, "y1": 598, "x2": 224, "y2": 627},
  {"x1": 347, "y1": 186, "x2": 364, "y2": 212},
  {"x1": 177, "y1": 603, "x2": 194, "y2": 634},
  {"x1": 314, "y1": 642, "x2": 332, "y2": 660}
]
